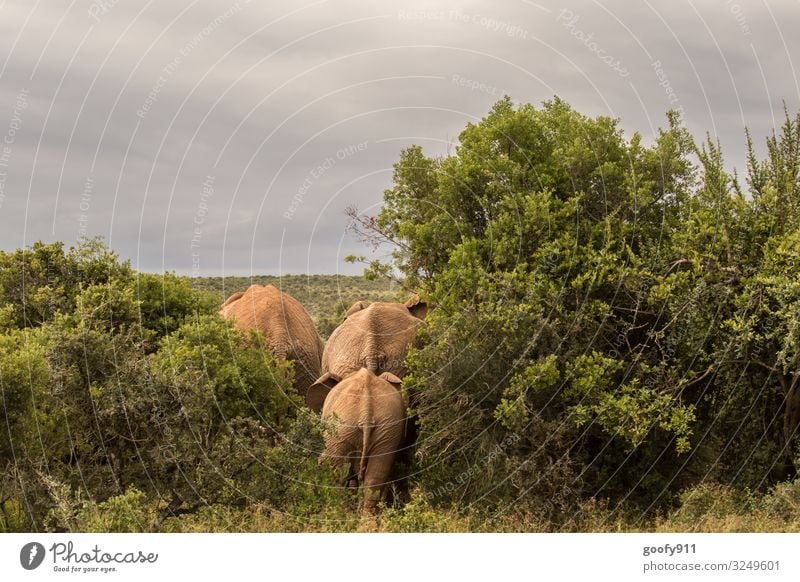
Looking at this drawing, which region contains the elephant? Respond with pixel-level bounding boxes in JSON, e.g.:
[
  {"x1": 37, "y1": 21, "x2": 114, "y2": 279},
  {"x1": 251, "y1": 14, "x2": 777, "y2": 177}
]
[
  {"x1": 220, "y1": 284, "x2": 322, "y2": 397},
  {"x1": 321, "y1": 295, "x2": 428, "y2": 379},
  {"x1": 307, "y1": 368, "x2": 407, "y2": 513}
]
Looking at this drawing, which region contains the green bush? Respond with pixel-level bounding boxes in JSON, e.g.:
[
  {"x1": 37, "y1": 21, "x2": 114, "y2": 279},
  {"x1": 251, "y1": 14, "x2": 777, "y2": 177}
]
[{"x1": 354, "y1": 98, "x2": 800, "y2": 515}]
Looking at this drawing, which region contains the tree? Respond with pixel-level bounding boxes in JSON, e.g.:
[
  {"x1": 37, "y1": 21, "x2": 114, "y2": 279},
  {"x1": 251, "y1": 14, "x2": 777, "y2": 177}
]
[{"x1": 352, "y1": 98, "x2": 738, "y2": 513}]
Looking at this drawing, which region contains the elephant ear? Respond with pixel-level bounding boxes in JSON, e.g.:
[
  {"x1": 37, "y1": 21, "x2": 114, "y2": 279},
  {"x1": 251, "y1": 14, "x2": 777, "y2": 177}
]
[
  {"x1": 306, "y1": 372, "x2": 341, "y2": 413},
  {"x1": 379, "y1": 372, "x2": 402, "y2": 390},
  {"x1": 344, "y1": 300, "x2": 371, "y2": 319},
  {"x1": 404, "y1": 294, "x2": 428, "y2": 320}
]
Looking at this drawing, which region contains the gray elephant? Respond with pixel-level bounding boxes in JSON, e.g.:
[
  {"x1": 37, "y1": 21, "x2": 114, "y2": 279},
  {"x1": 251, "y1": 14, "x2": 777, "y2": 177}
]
[
  {"x1": 322, "y1": 295, "x2": 427, "y2": 379},
  {"x1": 220, "y1": 284, "x2": 322, "y2": 397},
  {"x1": 307, "y1": 368, "x2": 406, "y2": 513}
]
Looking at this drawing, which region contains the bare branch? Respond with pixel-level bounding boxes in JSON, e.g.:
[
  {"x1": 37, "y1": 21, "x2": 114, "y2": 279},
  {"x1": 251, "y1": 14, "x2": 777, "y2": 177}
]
[{"x1": 345, "y1": 206, "x2": 410, "y2": 252}]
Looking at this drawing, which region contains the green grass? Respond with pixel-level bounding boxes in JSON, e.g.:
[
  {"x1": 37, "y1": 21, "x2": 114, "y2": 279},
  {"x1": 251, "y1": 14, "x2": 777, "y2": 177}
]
[{"x1": 22, "y1": 481, "x2": 800, "y2": 532}]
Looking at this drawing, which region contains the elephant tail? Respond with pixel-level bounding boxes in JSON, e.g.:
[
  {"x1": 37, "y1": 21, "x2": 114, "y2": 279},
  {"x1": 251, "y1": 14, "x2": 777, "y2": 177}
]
[
  {"x1": 359, "y1": 384, "x2": 374, "y2": 483},
  {"x1": 359, "y1": 423, "x2": 372, "y2": 483}
]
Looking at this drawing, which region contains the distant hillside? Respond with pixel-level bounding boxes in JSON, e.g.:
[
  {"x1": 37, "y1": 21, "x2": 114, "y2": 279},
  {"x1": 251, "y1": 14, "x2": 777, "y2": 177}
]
[{"x1": 192, "y1": 274, "x2": 401, "y2": 338}]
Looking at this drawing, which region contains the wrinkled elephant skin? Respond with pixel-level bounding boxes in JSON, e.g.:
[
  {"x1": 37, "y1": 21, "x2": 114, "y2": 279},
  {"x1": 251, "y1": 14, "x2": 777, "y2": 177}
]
[{"x1": 220, "y1": 284, "x2": 322, "y2": 397}]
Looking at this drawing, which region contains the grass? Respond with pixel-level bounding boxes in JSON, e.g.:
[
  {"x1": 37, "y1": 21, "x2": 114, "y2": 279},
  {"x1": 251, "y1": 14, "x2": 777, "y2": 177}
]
[{"x1": 27, "y1": 481, "x2": 800, "y2": 533}]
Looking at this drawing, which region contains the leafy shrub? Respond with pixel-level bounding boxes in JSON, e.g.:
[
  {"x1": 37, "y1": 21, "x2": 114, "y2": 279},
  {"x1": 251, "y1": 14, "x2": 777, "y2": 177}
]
[{"x1": 355, "y1": 98, "x2": 800, "y2": 515}]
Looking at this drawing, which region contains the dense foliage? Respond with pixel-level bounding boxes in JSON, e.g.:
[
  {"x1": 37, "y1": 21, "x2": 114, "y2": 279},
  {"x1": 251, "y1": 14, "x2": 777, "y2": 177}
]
[
  {"x1": 354, "y1": 97, "x2": 800, "y2": 520},
  {"x1": 0, "y1": 241, "x2": 349, "y2": 531}
]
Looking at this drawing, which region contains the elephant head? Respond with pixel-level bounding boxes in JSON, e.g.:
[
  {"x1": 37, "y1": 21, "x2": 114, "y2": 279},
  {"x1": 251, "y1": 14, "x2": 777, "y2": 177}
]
[
  {"x1": 220, "y1": 284, "x2": 322, "y2": 397},
  {"x1": 309, "y1": 368, "x2": 406, "y2": 513}
]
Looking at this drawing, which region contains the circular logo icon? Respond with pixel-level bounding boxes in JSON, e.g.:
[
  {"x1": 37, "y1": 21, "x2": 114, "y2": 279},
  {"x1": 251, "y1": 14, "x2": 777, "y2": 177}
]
[{"x1": 20, "y1": 542, "x2": 46, "y2": 570}]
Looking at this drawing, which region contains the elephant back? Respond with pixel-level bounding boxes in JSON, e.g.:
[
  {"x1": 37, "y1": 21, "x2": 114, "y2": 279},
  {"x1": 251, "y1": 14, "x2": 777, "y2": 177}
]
[
  {"x1": 322, "y1": 302, "x2": 424, "y2": 379},
  {"x1": 220, "y1": 284, "x2": 322, "y2": 395},
  {"x1": 322, "y1": 369, "x2": 405, "y2": 428}
]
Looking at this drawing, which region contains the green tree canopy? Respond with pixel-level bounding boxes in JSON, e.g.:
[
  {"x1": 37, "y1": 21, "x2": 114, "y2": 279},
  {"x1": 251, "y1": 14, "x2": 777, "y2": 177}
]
[{"x1": 350, "y1": 98, "x2": 800, "y2": 515}]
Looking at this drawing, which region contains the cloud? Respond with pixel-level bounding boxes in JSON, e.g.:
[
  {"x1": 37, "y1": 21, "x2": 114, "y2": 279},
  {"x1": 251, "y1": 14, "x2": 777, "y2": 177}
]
[{"x1": 0, "y1": 0, "x2": 797, "y2": 274}]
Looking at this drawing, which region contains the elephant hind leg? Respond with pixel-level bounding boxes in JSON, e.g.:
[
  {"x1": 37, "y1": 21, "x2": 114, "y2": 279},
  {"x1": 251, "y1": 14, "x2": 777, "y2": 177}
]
[
  {"x1": 345, "y1": 452, "x2": 359, "y2": 488},
  {"x1": 320, "y1": 437, "x2": 352, "y2": 468},
  {"x1": 320, "y1": 434, "x2": 363, "y2": 489},
  {"x1": 361, "y1": 453, "x2": 396, "y2": 514}
]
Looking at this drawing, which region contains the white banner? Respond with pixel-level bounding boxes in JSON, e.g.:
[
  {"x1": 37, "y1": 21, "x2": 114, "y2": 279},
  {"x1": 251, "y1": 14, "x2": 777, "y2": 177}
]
[{"x1": 2, "y1": 533, "x2": 798, "y2": 581}]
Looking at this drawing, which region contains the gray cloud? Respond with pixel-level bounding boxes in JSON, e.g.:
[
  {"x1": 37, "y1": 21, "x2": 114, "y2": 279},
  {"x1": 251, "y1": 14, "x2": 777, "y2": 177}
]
[{"x1": 0, "y1": 0, "x2": 798, "y2": 275}]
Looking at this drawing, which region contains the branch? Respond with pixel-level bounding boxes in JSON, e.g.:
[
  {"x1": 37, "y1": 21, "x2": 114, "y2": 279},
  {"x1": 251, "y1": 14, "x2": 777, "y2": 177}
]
[
  {"x1": 665, "y1": 258, "x2": 692, "y2": 275},
  {"x1": 345, "y1": 255, "x2": 408, "y2": 289},
  {"x1": 345, "y1": 206, "x2": 410, "y2": 252},
  {"x1": 678, "y1": 358, "x2": 786, "y2": 393},
  {"x1": 730, "y1": 359, "x2": 782, "y2": 375}
]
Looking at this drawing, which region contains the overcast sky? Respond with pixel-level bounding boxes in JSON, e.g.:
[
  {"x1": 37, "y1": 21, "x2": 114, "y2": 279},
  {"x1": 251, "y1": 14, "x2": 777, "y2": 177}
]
[{"x1": 0, "y1": 0, "x2": 797, "y2": 276}]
